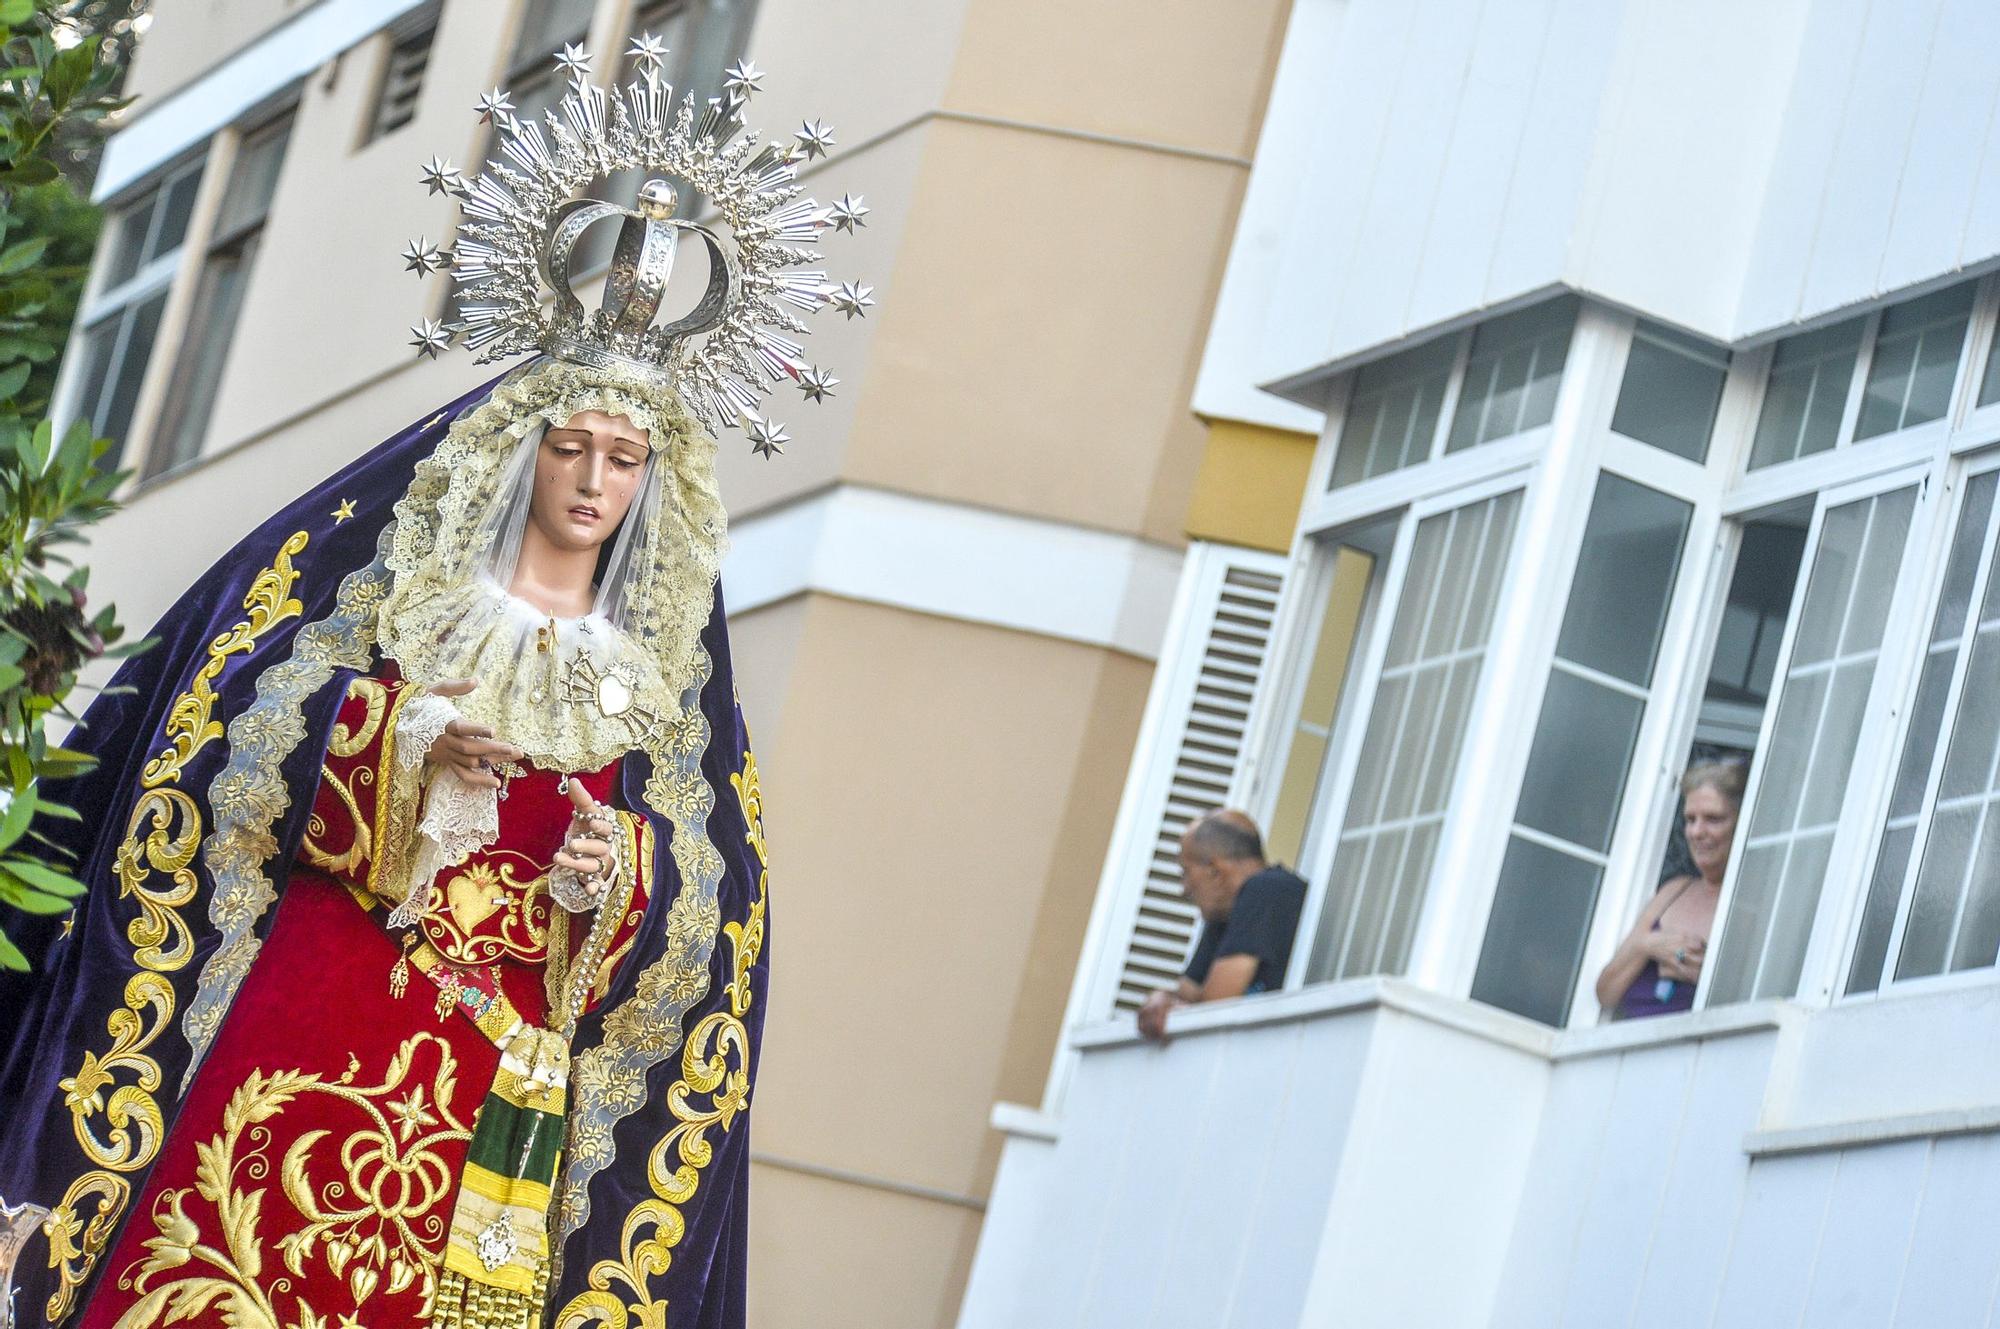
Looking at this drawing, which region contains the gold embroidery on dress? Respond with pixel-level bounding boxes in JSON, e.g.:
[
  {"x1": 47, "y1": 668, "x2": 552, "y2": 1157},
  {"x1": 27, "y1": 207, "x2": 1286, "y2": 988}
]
[
  {"x1": 109, "y1": 1033, "x2": 473, "y2": 1328},
  {"x1": 301, "y1": 678, "x2": 394, "y2": 877},
  {"x1": 552, "y1": 751, "x2": 767, "y2": 1328},
  {"x1": 422, "y1": 857, "x2": 553, "y2": 966},
  {"x1": 43, "y1": 532, "x2": 311, "y2": 1324}
]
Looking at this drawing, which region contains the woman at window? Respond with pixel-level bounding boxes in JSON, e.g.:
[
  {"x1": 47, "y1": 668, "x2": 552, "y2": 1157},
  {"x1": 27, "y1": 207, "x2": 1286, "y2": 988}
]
[{"x1": 1594, "y1": 763, "x2": 1746, "y2": 1019}]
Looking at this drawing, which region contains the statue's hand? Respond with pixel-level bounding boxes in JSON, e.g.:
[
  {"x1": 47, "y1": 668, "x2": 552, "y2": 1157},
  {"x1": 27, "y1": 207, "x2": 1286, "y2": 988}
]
[
  {"x1": 423, "y1": 678, "x2": 523, "y2": 790},
  {"x1": 552, "y1": 777, "x2": 618, "y2": 908}
]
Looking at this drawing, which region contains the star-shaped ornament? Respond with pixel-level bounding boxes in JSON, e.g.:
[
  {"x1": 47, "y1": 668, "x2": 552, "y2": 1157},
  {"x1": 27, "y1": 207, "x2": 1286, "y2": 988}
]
[
  {"x1": 799, "y1": 367, "x2": 839, "y2": 403},
  {"x1": 332, "y1": 499, "x2": 357, "y2": 524},
  {"x1": 410, "y1": 319, "x2": 454, "y2": 359},
  {"x1": 419, "y1": 155, "x2": 466, "y2": 198},
  {"x1": 746, "y1": 416, "x2": 790, "y2": 459},
  {"x1": 474, "y1": 88, "x2": 515, "y2": 127},
  {"x1": 386, "y1": 1084, "x2": 439, "y2": 1142},
  {"x1": 829, "y1": 281, "x2": 875, "y2": 320},
  {"x1": 829, "y1": 193, "x2": 870, "y2": 233},
  {"x1": 554, "y1": 42, "x2": 592, "y2": 78},
  {"x1": 401, "y1": 238, "x2": 451, "y2": 276},
  {"x1": 723, "y1": 59, "x2": 764, "y2": 99},
  {"x1": 795, "y1": 119, "x2": 836, "y2": 160},
  {"x1": 625, "y1": 31, "x2": 671, "y2": 73}
]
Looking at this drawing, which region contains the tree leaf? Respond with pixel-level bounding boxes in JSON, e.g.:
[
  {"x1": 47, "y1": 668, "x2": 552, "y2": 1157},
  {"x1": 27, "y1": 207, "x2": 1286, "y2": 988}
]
[
  {"x1": 0, "y1": 782, "x2": 36, "y2": 850},
  {"x1": 0, "y1": 359, "x2": 30, "y2": 401},
  {"x1": 0, "y1": 881, "x2": 72, "y2": 914},
  {"x1": 0, "y1": 931, "x2": 26, "y2": 972},
  {"x1": 0, "y1": 236, "x2": 46, "y2": 275},
  {"x1": 0, "y1": 159, "x2": 58, "y2": 188},
  {"x1": 2, "y1": 856, "x2": 85, "y2": 896}
]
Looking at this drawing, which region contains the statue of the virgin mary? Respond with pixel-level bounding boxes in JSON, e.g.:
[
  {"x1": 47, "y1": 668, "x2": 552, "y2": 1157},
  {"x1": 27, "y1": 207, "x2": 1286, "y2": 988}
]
[{"x1": 0, "y1": 43, "x2": 866, "y2": 1329}]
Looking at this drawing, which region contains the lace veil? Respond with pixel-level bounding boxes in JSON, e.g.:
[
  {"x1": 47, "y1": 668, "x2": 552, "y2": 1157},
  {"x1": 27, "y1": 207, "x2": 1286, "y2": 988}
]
[{"x1": 375, "y1": 356, "x2": 726, "y2": 772}]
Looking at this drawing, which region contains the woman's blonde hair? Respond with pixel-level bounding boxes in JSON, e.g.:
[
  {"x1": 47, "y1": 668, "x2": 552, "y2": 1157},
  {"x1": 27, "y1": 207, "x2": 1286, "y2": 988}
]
[{"x1": 1682, "y1": 760, "x2": 1747, "y2": 808}]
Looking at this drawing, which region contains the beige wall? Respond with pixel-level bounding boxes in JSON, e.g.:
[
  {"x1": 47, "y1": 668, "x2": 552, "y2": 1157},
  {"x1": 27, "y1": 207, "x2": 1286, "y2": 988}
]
[{"x1": 125, "y1": 0, "x2": 317, "y2": 103}]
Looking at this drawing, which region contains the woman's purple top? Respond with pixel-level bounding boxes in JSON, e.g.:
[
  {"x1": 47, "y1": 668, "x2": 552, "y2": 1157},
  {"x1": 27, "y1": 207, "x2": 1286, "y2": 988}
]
[{"x1": 1615, "y1": 880, "x2": 1698, "y2": 1020}]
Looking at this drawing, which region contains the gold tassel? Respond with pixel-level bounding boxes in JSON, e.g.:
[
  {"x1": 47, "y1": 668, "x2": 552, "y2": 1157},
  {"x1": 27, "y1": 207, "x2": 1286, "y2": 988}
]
[{"x1": 431, "y1": 1264, "x2": 550, "y2": 1329}]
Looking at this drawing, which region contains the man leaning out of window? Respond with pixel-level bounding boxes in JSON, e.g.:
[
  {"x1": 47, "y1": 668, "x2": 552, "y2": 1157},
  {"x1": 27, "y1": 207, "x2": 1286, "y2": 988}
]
[{"x1": 1138, "y1": 810, "x2": 1307, "y2": 1042}]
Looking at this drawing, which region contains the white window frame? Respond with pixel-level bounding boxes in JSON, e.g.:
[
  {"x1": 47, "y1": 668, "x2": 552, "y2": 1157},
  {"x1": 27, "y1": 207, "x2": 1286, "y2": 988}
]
[
  {"x1": 54, "y1": 153, "x2": 209, "y2": 448},
  {"x1": 1844, "y1": 448, "x2": 2000, "y2": 1001}
]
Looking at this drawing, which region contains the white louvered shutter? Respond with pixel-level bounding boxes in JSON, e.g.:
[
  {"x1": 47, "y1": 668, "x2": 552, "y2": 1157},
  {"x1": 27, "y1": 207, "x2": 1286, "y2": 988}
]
[{"x1": 1108, "y1": 545, "x2": 1288, "y2": 1013}]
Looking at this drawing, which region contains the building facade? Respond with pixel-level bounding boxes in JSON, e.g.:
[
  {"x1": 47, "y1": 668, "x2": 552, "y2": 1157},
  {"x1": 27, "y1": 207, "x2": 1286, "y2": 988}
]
[
  {"x1": 964, "y1": 1, "x2": 2000, "y2": 1326},
  {"x1": 52, "y1": 0, "x2": 1296, "y2": 1324}
]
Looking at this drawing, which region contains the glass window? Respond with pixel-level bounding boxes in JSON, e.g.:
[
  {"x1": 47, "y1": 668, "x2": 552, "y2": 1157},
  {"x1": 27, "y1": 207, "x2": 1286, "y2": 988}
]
[
  {"x1": 72, "y1": 155, "x2": 205, "y2": 464},
  {"x1": 512, "y1": 0, "x2": 596, "y2": 68},
  {"x1": 1749, "y1": 319, "x2": 1864, "y2": 469},
  {"x1": 1707, "y1": 486, "x2": 1919, "y2": 1004},
  {"x1": 98, "y1": 160, "x2": 201, "y2": 292},
  {"x1": 149, "y1": 112, "x2": 295, "y2": 477},
  {"x1": 1303, "y1": 490, "x2": 1522, "y2": 982},
  {"x1": 1854, "y1": 283, "x2": 1974, "y2": 440},
  {"x1": 1470, "y1": 475, "x2": 1692, "y2": 1025},
  {"x1": 1328, "y1": 337, "x2": 1455, "y2": 489},
  {"x1": 1265, "y1": 547, "x2": 1375, "y2": 871},
  {"x1": 1610, "y1": 321, "x2": 1728, "y2": 463},
  {"x1": 1445, "y1": 297, "x2": 1576, "y2": 453},
  {"x1": 1848, "y1": 472, "x2": 1999, "y2": 992},
  {"x1": 1980, "y1": 317, "x2": 2000, "y2": 410},
  {"x1": 367, "y1": 4, "x2": 439, "y2": 142}
]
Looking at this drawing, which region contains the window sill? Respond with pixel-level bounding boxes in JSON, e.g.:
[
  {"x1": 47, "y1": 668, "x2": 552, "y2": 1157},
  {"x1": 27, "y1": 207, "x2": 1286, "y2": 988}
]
[
  {"x1": 1068, "y1": 975, "x2": 1557, "y2": 1060},
  {"x1": 1745, "y1": 1104, "x2": 2000, "y2": 1158}
]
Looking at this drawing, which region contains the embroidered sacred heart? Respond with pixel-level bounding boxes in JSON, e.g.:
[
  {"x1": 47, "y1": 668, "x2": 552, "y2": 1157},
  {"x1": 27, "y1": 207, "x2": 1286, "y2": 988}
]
[{"x1": 445, "y1": 862, "x2": 505, "y2": 933}]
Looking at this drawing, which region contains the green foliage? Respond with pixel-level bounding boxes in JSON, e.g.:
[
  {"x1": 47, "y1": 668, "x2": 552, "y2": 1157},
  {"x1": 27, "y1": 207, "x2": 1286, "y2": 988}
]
[{"x1": 0, "y1": 0, "x2": 142, "y2": 968}]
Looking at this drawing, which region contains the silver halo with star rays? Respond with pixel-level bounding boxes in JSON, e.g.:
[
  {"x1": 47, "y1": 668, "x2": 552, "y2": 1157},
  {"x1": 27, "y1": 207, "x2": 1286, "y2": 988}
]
[{"x1": 404, "y1": 37, "x2": 871, "y2": 458}]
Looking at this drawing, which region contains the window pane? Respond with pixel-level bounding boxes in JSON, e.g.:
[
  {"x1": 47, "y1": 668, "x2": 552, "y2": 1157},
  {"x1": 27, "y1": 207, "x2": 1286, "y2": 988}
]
[
  {"x1": 1610, "y1": 322, "x2": 1728, "y2": 462},
  {"x1": 1305, "y1": 491, "x2": 1522, "y2": 982},
  {"x1": 1513, "y1": 669, "x2": 1645, "y2": 853},
  {"x1": 1555, "y1": 474, "x2": 1691, "y2": 685},
  {"x1": 1709, "y1": 486, "x2": 1918, "y2": 1003},
  {"x1": 1749, "y1": 319, "x2": 1863, "y2": 469},
  {"x1": 1854, "y1": 283, "x2": 1974, "y2": 440},
  {"x1": 1266, "y1": 547, "x2": 1375, "y2": 870},
  {"x1": 216, "y1": 113, "x2": 293, "y2": 237},
  {"x1": 72, "y1": 316, "x2": 124, "y2": 466},
  {"x1": 1981, "y1": 316, "x2": 2000, "y2": 408},
  {"x1": 1895, "y1": 536, "x2": 2000, "y2": 981},
  {"x1": 1471, "y1": 835, "x2": 1604, "y2": 1026},
  {"x1": 150, "y1": 244, "x2": 254, "y2": 475},
  {"x1": 512, "y1": 0, "x2": 596, "y2": 68},
  {"x1": 95, "y1": 290, "x2": 167, "y2": 457},
  {"x1": 151, "y1": 161, "x2": 203, "y2": 257},
  {"x1": 99, "y1": 187, "x2": 159, "y2": 290},
  {"x1": 676, "y1": 0, "x2": 757, "y2": 110},
  {"x1": 1445, "y1": 297, "x2": 1577, "y2": 452},
  {"x1": 1472, "y1": 475, "x2": 1691, "y2": 1025},
  {"x1": 1328, "y1": 337, "x2": 1455, "y2": 489}
]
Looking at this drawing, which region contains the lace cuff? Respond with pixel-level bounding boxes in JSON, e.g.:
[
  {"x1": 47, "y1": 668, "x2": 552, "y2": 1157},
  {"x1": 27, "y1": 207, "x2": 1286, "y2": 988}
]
[
  {"x1": 394, "y1": 692, "x2": 458, "y2": 770},
  {"x1": 385, "y1": 692, "x2": 502, "y2": 929}
]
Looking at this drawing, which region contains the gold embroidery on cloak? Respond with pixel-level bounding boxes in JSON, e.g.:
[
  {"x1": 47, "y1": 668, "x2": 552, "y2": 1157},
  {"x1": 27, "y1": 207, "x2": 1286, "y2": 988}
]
[
  {"x1": 552, "y1": 750, "x2": 767, "y2": 1329},
  {"x1": 44, "y1": 532, "x2": 311, "y2": 1323}
]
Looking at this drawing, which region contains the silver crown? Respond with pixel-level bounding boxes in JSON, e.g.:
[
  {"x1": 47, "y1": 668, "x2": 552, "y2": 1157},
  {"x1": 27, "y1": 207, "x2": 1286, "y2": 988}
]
[{"x1": 405, "y1": 44, "x2": 871, "y2": 456}]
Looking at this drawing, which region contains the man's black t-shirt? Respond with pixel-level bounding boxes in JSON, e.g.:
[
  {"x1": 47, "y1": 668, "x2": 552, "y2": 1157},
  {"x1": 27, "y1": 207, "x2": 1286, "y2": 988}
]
[{"x1": 1184, "y1": 865, "x2": 1308, "y2": 995}]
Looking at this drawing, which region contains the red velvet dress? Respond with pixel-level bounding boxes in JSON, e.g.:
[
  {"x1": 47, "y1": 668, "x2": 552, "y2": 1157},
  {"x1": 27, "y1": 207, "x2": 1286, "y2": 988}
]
[{"x1": 77, "y1": 676, "x2": 653, "y2": 1329}]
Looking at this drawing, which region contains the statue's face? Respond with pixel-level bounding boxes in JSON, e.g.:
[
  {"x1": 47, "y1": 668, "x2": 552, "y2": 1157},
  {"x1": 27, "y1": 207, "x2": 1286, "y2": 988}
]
[{"x1": 529, "y1": 409, "x2": 651, "y2": 553}]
